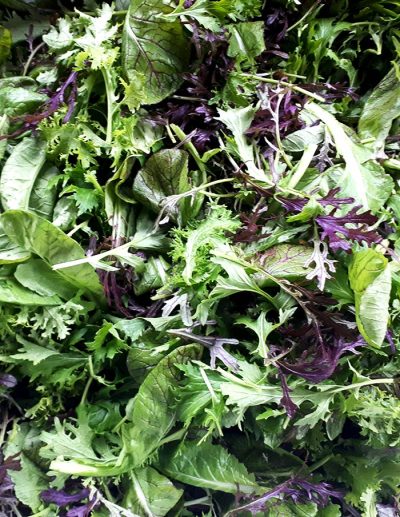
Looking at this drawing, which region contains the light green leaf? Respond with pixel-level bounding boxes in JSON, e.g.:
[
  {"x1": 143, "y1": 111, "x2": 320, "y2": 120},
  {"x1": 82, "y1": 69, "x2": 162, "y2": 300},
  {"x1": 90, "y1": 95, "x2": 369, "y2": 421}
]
[
  {"x1": 161, "y1": 0, "x2": 221, "y2": 31},
  {"x1": 132, "y1": 149, "x2": 190, "y2": 215},
  {"x1": 227, "y1": 21, "x2": 265, "y2": 65},
  {"x1": 10, "y1": 342, "x2": 60, "y2": 365},
  {"x1": 124, "y1": 467, "x2": 183, "y2": 517},
  {"x1": 0, "y1": 219, "x2": 31, "y2": 264},
  {"x1": 306, "y1": 103, "x2": 394, "y2": 212},
  {"x1": 349, "y1": 250, "x2": 391, "y2": 347},
  {"x1": 122, "y1": 0, "x2": 190, "y2": 105},
  {"x1": 8, "y1": 454, "x2": 48, "y2": 512},
  {"x1": 159, "y1": 441, "x2": 260, "y2": 494},
  {"x1": 254, "y1": 244, "x2": 314, "y2": 285},
  {"x1": 359, "y1": 66, "x2": 400, "y2": 153},
  {"x1": 124, "y1": 345, "x2": 201, "y2": 467},
  {"x1": 0, "y1": 137, "x2": 46, "y2": 211},
  {"x1": 0, "y1": 114, "x2": 9, "y2": 160},
  {"x1": 0, "y1": 279, "x2": 60, "y2": 305},
  {"x1": 0, "y1": 210, "x2": 105, "y2": 300},
  {"x1": 15, "y1": 259, "x2": 76, "y2": 299},
  {"x1": 282, "y1": 124, "x2": 324, "y2": 152},
  {"x1": 216, "y1": 105, "x2": 266, "y2": 181},
  {"x1": 28, "y1": 164, "x2": 58, "y2": 220}
]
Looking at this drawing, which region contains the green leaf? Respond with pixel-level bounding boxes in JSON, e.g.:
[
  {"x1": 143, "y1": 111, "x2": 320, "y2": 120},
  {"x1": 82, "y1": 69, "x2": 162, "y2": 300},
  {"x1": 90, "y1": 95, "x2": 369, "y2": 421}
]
[
  {"x1": 10, "y1": 341, "x2": 60, "y2": 365},
  {"x1": 0, "y1": 114, "x2": 9, "y2": 161},
  {"x1": 0, "y1": 210, "x2": 105, "y2": 300},
  {"x1": 0, "y1": 219, "x2": 31, "y2": 264},
  {"x1": 122, "y1": 0, "x2": 190, "y2": 105},
  {"x1": 0, "y1": 86, "x2": 47, "y2": 116},
  {"x1": 359, "y1": 66, "x2": 400, "y2": 153},
  {"x1": 14, "y1": 259, "x2": 76, "y2": 299},
  {"x1": 306, "y1": 103, "x2": 394, "y2": 212},
  {"x1": 8, "y1": 454, "x2": 48, "y2": 512},
  {"x1": 254, "y1": 244, "x2": 314, "y2": 285},
  {"x1": 28, "y1": 164, "x2": 58, "y2": 220},
  {"x1": 216, "y1": 105, "x2": 266, "y2": 181},
  {"x1": 0, "y1": 278, "x2": 60, "y2": 305},
  {"x1": 0, "y1": 137, "x2": 47, "y2": 211},
  {"x1": 227, "y1": 21, "x2": 265, "y2": 66},
  {"x1": 159, "y1": 441, "x2": 260, "y2": 494},
  {"x1": 282, "y1": 124, "x2": 324, "y2": 152},
  {"x1": 0, "y1": 25, "x2": 11, "y2": 64},
  {"x1": 132, "y1": 149, "x2": 190, "y2": 215},
  {"x1": 161, "y1": 0, "x2": 221, "y2": 31},
  {"x1": 124, "y1": 345, "x2": 201, "y2": 468},
  {"x1": 349, "y1": 250, "x2": 391, "y2": 347},
  {"x1": 124, "y1": 467, "x2": 183, "y2": 517}
]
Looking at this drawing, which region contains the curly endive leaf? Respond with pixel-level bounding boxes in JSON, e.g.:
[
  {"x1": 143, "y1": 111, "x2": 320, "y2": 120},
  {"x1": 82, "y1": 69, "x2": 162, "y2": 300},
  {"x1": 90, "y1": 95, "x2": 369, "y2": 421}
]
[{"x1": 122, "y1": 0, "x2": 190, "y2": 105}]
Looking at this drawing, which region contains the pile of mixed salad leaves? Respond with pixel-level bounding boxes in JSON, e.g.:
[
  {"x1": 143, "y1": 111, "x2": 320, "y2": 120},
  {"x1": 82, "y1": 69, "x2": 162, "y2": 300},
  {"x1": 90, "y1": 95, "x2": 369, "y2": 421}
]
[{"x1": 0, "y1": 0, "x2": 400, "y2": 515}]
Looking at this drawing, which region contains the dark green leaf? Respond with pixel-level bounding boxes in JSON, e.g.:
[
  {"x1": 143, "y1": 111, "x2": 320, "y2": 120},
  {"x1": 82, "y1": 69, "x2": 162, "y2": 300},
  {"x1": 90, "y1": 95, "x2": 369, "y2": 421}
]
[{"x1": 122, "y1": 0, "x2": 190, "y2": 105}]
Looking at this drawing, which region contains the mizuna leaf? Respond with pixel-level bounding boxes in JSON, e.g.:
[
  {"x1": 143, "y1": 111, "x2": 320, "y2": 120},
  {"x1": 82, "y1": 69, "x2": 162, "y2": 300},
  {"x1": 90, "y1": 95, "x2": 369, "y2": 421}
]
[
  {"x1": 123, "y1": 345, "x2": 201, "y2": 468},
  {"x1": 124, "y1": 467, "x2": 183, "y2": 517},
  {"x1": 0, "y1": 210, "x2": 105, "y2": 301},
  {"x1": 122, "y1": 0, "x2": 190, "y2": 105},
  {"x1": 159, "y1": 441, "x2": 260, "y2": 495},
  {"x1": 0, "y1": 137, "x2": 46, "y2": 211}
]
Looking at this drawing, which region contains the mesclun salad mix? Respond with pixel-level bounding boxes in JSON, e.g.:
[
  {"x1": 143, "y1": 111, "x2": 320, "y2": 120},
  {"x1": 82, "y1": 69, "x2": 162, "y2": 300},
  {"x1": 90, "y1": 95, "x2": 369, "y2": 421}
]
[{"x1": 0, "y1": 0, "x2": 399, "y2": 515}]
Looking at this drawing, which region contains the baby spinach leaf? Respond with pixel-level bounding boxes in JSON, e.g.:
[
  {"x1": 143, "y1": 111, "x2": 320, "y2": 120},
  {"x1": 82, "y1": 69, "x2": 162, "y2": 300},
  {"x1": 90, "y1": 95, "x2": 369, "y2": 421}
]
[
  {"x1": 0, "y1": 220, "x2": 30, "y2": 264},
  {"x1": 227, "y1": 21, "x2": 266, "y2": 66},
  {"x1": 28, "y1": 164, "x2": 58, "y2": 220},
  {"x1": 0, "y1": 279, "x2": 60, "y2": 305},
  {"x1": 0, "y1": 210, "x2": 105, "y2": 300},
  {"x1": 0, "y1": 86, "x2": 47, "y2": 116},
  {"x1": 359, "y1": 66, "x2": 400, "y2": 153},
  {"x1": 0, "y1": 137, "x2": 46, "y2": 211},
  {"x1": 132, "y1": 149, "x2": 190, "y2": 215},
  {"x1": 159, "y1": 441, "x2": 260, "y2": 495},
  {"x1": 124, "y1": 467, "x2": 183, "y2": 517},
  {"x1": 122, "y1": 0, "x2": 190, "y2": 105},
  {"x1": 124, "y1": 344, "x2": 201, "y2": 468},
  {"x1": 14, "y1": 259, "x2": 76, "y2": 300}
]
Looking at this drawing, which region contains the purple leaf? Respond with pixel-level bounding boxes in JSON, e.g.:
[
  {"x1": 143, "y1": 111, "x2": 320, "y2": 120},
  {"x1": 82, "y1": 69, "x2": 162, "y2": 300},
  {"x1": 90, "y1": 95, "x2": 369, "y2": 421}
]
[
  {"x1": 279, "y1": 336, "x2": 365, "y2": 383},
  {"x1": 237, "y1": 477, "x2": 344, "y2": 515},
  {"x1": 316, "y1": 207, "x2": 381, "y2": 251},
  {"x1": 278, "y1": 369, "x2": 298, "y2": 418},
  {"x1": 41, "y1": 488, "x2": 90, "y2": 506},
  {"x1": 0, "y1": 374, "x2": 17, "y2": 389}
]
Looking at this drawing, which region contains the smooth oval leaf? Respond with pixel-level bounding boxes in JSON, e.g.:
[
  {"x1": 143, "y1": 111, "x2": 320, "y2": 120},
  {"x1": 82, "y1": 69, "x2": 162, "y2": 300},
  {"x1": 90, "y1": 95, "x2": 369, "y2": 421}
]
[
  {"x1": 255, "y1": 244, "x2": 314, "y2": 285},
  {"x1": 356, "y1": 266, "x2": 391, "y2": 348},
  {"x1": 122, "y1": 0, "x2": 190, "y2": 105},
  {"x1": 159, "y1": 441, "x2": 260, "y2": 495},
  {"x1": 0, "y1": 137, "x2": 46, "y2": 211},
  {"x1": 124, "y1": 467, "x2": 183, "y2": 517},
  {"x1": 0, "y1": 210, "x2": 105, "y2": 301},
  {"x1": 0, "y1": 279, "x2": 60, "y2": 305},
  {"x1": 132, "y1": 149, "x2": 189, "y2": 214}
]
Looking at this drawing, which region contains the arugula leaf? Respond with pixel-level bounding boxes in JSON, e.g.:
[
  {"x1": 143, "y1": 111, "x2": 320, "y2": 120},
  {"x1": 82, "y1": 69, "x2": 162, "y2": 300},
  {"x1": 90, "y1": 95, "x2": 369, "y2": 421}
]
[
  {"x1": 159, "y1": 440, "x2": 260, "y2": 494},
  {"x1": 122, "y1": 0, "x2": 190, "y2": 105}
]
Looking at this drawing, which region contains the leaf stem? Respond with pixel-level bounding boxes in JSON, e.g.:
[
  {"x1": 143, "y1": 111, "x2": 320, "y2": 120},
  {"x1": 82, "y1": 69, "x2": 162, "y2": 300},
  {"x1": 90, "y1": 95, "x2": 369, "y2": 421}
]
[
  {"x1": 241, "y1": 74, "x2": 327, "y2": 103},
  {"x1": 23, "y1": 41, "x2": 45, "y2": 76},
  {"x1": 101, "y1": 68, "x2": 115, "y2": 146}
]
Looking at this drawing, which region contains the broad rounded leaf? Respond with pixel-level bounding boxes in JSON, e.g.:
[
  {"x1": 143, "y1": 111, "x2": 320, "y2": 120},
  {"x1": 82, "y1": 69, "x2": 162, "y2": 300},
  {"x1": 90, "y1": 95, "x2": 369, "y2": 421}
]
[
  {"x1": 122, "y1": 0, "x2": 190, "y2": 105},
  {"x1": 0, "y1": 210, "x2": 105, "y2": 301}
]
